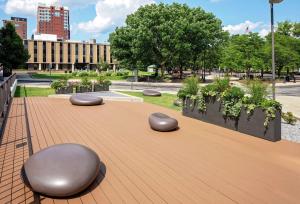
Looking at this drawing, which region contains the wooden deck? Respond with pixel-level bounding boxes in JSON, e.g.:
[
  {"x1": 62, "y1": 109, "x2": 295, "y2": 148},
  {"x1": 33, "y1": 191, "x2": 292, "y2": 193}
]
[{"x1": 1, "y1": 97, "x2": 300, "y2": 204}]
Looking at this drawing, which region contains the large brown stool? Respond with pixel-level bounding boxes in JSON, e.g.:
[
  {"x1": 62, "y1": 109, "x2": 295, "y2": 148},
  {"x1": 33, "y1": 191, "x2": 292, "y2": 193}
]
[
  {"x1": 70, "y1": 94, "x2": 103, "y2": 106},
  {"x1": 149, "y1": 113, "x2": 178, "y2": 132},
  {"x1": 143, "y1": 90, "x2": 162, "y2": 97},
  {"x1": 23, "y1": 144, "x2": 101, "y2": 197}
]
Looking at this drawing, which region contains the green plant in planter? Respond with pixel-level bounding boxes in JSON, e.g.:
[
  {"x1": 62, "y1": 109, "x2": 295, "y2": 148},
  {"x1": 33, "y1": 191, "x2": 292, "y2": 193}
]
[
  {"x1": 96, "y1": 75, "x2": 112, "y2": 86},
  {"x1": 261, "y1": 99, "x2": 282, "y2": 127},
  {"x1": 177, "y1": 76, "x2": 200, "y2": 99},
  {"x1": 51, "y1": 80, "x2": 67, "y2": 90},
  {"x1": 80, "y1": 77, "x2": 92, "y2": 88},
  {"x1": 214, "y1": 77, "x2": 230, "y2": 93},
  {"x1": 246, "y1": 80, "x2": 268, "y2": 105},
  {"x1": 282, "y1": 112, "x2": 297, "y2": 125},
  {"x1": 221, "y1": 87, "x2": 245, "y2": 119},
  {"x1": 201, "y1": 77, "x2": 230, "y2": 98}
]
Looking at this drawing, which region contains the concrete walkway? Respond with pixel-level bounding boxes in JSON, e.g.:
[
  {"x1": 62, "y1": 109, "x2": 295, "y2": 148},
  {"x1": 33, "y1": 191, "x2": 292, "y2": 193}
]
[{"x1": 276, "y1": 96, "x2": 300, "y2": 119}]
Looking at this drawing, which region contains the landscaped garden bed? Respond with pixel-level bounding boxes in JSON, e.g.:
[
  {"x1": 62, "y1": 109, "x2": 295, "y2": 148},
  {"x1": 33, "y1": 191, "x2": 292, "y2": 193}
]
[{"x1": 178, "y1": 77, "x2": 282, "y2": 142}]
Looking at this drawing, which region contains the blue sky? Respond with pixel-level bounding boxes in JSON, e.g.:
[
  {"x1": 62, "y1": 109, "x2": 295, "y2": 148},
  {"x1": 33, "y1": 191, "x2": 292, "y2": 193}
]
[{"x1": 0, "y1": 0, "x2": 299, "y2": 42}]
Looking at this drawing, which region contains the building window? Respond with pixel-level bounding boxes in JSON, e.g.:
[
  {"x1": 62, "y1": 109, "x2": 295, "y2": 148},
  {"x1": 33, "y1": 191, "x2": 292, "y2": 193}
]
[
  {"x1": 97, "y1": 45, "x2": 100, "y2": 63},
  {"x1": 60, "y1": 43, "x2": 63, "y2": 63},
  {"x1": 75, "y1": 44, "x2": 78, "y2": 63},
  {"x1": 51, "y1": 42, "x2": 55, "y2": 62},
  {"x1": 83, "y1": 44, "x2": 86, "y2": 56},
  {"x1": 34, "y1": 41, "x2": 38, "y2": 62},
  {"x1": 43, "y1": 42, "x2": 46, "y2": 62},
  {"x1": 104, "y1": 45, "x2": 107, "y2": 62},
  {"x1": 90, "y1": 45, "x2": 93, "y2": 63},
  {"x1": 68, "y1": 43, "x2": 71, "y2": 63}
]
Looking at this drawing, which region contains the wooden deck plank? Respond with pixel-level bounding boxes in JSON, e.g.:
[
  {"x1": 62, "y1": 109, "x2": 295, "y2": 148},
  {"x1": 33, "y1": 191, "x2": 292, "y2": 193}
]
[
  {"x1": 1, "y1": 97, "x2": 300, "y2": 204},
  {"x1": 26, "y1": 97, "x2": 300, "y2": 204},
  {"x1": 0, "y1": 98, "x2": 34, "y2": 204}
]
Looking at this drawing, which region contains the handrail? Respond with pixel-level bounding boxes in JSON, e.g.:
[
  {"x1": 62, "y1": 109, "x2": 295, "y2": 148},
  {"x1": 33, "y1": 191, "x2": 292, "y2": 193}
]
[{"x1": 0, "y1": 73, "x2": 16, "y2": 118}]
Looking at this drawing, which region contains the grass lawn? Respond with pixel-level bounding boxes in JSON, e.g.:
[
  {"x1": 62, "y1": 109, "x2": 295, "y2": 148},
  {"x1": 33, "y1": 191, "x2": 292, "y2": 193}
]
[
  {"x1": 14, "y1": 86, "x2": 55, "y2": 97},
  {"x1": 120, "y1": 91, "x2": 181, "y2": 111}
]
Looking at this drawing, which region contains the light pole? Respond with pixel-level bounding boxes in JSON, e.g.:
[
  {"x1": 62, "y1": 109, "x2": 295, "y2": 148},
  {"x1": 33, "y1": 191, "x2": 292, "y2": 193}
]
[{"x1": 269, "y1": 0, "x2": 283, "y2": 100}]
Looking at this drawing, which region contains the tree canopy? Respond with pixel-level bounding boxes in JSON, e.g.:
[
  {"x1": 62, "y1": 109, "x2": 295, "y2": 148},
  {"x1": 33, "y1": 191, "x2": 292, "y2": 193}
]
[
  {"x1": 109, "y1": 3, "x2": 227, "y2": 77},
  {"x1": 0, "y1": 22, "x2": 29, "y2": 77},
  {"x1": 221, "y1": 33, "x2": 265, "y2": 76},
  {"x1": 220, "y1": 21, "x2": 300, "y2": 78}
]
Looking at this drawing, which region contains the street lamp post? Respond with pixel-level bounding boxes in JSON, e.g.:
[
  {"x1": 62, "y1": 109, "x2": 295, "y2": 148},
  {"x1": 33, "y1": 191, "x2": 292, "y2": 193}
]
[{"x1": 269, "y1": 0, "x2": 283, "y2": 100}]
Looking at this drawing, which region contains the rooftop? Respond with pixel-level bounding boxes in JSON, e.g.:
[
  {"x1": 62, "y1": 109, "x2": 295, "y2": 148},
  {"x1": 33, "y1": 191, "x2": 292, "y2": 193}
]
[{"x1": 1, "y1": 97, "x2": 300, "y2": 203}]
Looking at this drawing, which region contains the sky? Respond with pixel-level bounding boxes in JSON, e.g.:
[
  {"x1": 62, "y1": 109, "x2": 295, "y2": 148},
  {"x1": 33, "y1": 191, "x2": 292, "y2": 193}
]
[{"x1": 0, "y1": 0, "x2": 299, "y2": 42}]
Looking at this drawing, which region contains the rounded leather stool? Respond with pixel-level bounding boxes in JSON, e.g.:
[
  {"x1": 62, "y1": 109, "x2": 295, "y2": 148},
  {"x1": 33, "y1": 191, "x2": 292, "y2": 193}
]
[
  {"x1": 23, "y1": 144, "x2": 101, "y2": 197},
  {"x1": 70, "y1": 95, "x2": 103, "y2": 106},
  {"x1": 149, "y1": 113, "x2": 178, "y2": 132},
  {"x1": 143, "y1": 90, "x2": 162, "y2": 97}
]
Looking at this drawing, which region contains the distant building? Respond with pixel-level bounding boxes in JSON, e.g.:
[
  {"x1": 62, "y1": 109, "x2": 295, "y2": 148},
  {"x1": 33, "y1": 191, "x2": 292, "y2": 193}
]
[
  {"x1": 3, "y1": 17, "x2": 27, "y2": 39},
  {"x1": 24, "y1": 38, "x2": 114, "y2": 71},
  {"x1": 37, "y1": 3, "x2": 70, "y2": 40}
]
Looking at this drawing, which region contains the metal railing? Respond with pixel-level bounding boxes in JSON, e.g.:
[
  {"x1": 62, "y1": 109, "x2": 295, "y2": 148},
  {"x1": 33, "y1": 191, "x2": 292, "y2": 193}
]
[{"x1": 0, "y1": 73, "x2": 16, "y2": 118}]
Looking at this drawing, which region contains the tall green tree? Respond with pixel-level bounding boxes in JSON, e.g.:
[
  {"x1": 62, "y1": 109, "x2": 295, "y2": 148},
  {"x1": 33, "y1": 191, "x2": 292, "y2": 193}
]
[
  {"x1": 221, "y1": 33, "x2": 265, "y2": 77},
  {"x1": 265, "y1": 33, "x2": 300, "y2": 77},
  {"x1": 0, "y1": 22, "x2": 29, "y2": 77},
  {"x1": 109, "y1": 3, "x2": 225, "y2": 77}
]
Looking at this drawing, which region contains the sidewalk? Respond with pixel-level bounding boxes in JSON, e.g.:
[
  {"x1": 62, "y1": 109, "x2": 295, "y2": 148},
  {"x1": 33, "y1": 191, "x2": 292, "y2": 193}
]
[{"x1": 276, "y1": 96, "x2": 300, "y2": 119}]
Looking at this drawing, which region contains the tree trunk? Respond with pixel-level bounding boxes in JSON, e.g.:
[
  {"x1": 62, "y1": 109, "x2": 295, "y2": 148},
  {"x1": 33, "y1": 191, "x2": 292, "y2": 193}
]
[
  {"x1": 246, "y1": 68, "x2": 251, "y2": 78},
  {"x1": 261, "y1": 69, "x2": 264, "y2": 78},
  {"x1": 160, "y1": 64, "x2": 165, "y2": 77},
  {"x1": 278, "y1": 68, "x2": 282, "y2": 78},
  {"x1": 202, "y1": 68, "x2": 206, "y2": 82},
  {"x1": 179, "y1": 66, "x2": 183, "y2": 79}
]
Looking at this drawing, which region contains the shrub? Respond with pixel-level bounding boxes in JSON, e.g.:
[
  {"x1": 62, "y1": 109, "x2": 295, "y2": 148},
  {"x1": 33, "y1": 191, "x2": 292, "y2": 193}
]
[
  {"x1": 246, "y1": 80, "x2": 268, "y2": 105},
  {"x1": 105, "y1": 72, "x2": 113, "y2": 77},
  {"x1": 88, "y1": 71, "x2": 99, "y2": 77},
  {"x1": 51, "y1": 80, "x2": 67, "y2": 90},
  {"x1": 222, "y1": 87, "x2": 245, "y2": 102},
  {"x1": 261, "y1": 99, "x2": 282, "y2": 127},
  {"x1": 96, "y1": 75, "x2": 111, "y2": 86},
  {"x1": 78, "y1": 72, "x2": 89, "y2": 77},
  {"x1": 214, "y1": 77, "x2": 230, "y2": 93},
  {"x1": 282, "y1": 112, "x2": 297, "y2": 125},
  {"x1": 80, "y1": 77, "x2": 92, "y2": 88},
  {"x1": 221, "y1": 87, "x2": 245, "y2": 119},
  {"x1": 71, "y1": 71, "x2": 79, "y2": 77},
  {"x1": 177, "y1": 76, "x2": 199, "y2": 99},
  {"x1": 201, "y1": 77, "x2": 230, "y2": 97}
]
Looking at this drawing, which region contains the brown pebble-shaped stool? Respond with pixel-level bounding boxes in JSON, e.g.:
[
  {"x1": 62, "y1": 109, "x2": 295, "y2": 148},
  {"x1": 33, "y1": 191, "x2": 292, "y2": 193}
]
[
  {"x1": 143, "y1": 90, "x2": 162, "y2": 97},
  {"x1": 149, "y1": 113, "x2": 178, "y2": 132},
  {"x1": 23, "y1": 144, "x2": 101, "y2": 197},
  {"x1": 70, "y1": 94, "x2": 103, "y2": 106}
]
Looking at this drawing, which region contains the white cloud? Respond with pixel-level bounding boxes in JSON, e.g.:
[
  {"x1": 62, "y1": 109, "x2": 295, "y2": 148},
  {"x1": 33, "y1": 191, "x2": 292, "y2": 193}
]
[
  {"x1": 223, "y1": 20, "x2": 273, "y2": 37},
  {"x1": 77, "y1": 0, "x2": 155, "y2": 34},
  {"x1": 223, "y1": 20, "x2": 263, "y2": 35},
  {"x1": 5, "y1": 0, "x2": 57, "y2": 15},
  {"x1": 4, "y1": 0, "x2": 97, "y2": 15},
  {"x1": 259, "y1": 28, "x2": 270, "y2": 37}
]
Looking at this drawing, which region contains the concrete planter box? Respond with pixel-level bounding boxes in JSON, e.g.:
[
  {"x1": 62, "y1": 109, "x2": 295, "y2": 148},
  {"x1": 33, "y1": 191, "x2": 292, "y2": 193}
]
[
  {"x1": 183, "y1": 97, "x2": 281, "y2": 142},
  {"x1": 76, "y1": 86, "x2": 92, "y2": 93},
  {"x1": 55, "y1": 86, "x2": 73, "y2": 94},
  {"x1": 93, "y1": 84, "x2": 109, "y2": 92}
]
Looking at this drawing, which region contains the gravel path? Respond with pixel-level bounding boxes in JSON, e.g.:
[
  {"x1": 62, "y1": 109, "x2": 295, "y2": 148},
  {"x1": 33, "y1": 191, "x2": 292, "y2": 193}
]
[{"x1": 282, "y1": 120, "x2": 300, "y2": 143}]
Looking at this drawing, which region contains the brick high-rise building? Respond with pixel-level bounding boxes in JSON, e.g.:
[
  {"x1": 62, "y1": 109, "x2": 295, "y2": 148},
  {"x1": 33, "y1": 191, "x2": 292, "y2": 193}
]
[
  {"x1": 37, "y1": 4, "x2": 70, "y2": 40},
  {"x1": 3, "y1": 17, "x2": 27, "y2": 39}
]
